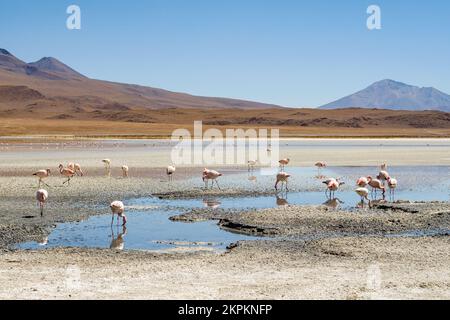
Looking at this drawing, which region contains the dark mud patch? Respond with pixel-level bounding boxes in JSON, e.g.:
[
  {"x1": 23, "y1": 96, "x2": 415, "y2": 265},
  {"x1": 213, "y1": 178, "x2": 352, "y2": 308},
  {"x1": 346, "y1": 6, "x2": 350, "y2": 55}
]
[
  {"x1": 219, "y1": 219, "x2": 280, "y2": 236},
  {"x1": 0, "y1": 224, "x2": 49, "y2": 249},
  {"x1": 154, "y1": 189, "x2": 275, "y2": 200}
]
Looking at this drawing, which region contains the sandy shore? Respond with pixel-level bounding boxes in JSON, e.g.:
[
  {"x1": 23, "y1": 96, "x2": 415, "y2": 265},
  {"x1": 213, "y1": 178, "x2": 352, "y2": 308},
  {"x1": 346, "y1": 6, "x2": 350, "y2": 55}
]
[
  {"x1": 1, "y1": 236, "x2": 449, "y2": 299},
  {"x1": 0, "y1": 139, "x2": 449, "y2": 299},
  {"x1": 1, "y1": 201, "x2": 449, "y2": 299}
]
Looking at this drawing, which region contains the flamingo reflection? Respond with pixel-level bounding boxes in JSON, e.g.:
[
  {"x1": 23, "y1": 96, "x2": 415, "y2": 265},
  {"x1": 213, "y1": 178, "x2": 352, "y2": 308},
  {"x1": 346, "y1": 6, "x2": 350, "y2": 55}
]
[{"x1": 110, "y1": 226, "x2": 127, "y2": 251}]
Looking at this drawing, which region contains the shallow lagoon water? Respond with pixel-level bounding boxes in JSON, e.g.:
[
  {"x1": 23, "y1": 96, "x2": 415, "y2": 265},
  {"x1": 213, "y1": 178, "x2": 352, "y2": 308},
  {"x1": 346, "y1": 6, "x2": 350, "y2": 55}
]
[{"x1": 17, "y1": 165, "x2": 449, "y2": 251}]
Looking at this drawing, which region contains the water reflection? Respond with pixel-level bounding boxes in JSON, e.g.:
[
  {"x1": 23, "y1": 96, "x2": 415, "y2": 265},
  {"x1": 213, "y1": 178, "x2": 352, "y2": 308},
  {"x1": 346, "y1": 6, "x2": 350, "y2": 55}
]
[
  {"x1": 323, "y1": 198, "x2": 344, "y2": 209},
  {"x1": 110, "y1": 226, "x2": 127, "y2": 250},
  {"x1": 203, "y1": 198, "x2": 221, "y2": 209},
  {"x1": 276, "y1": 193, "x2": 289, "y2": 206}
]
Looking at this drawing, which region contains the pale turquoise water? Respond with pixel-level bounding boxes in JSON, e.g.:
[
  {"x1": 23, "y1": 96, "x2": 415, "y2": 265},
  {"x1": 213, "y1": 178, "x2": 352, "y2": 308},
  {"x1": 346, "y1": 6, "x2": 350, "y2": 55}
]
[{"x1": 17, "y1": 165, "x2": 449, "y2": 251}]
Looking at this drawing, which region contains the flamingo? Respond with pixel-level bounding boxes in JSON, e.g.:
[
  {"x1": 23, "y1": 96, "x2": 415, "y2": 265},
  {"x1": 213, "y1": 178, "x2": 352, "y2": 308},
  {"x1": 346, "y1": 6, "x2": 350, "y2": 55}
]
[
  {"x1": 356, "y1": 176, "x2": 369, "y2": 187},
  {"x1": 74, "y1": 163, "x2": 84, "y2": 176},
  {"x1": 36, "y1": 189, "x2": 48, "y2": 216},
  {"x1": 122, "y1": 165, "x2": 129, "y2": 178},
  {"x1": 248, "y1": 160, "x2": 258, "y2": 171},
  {"x1": 355, "y1": 187, "x2": 370, "y2": 202},
  {"x1": 387, "y1": 177, "x2": 398, "y2": 199},
  {"x1": 355, "y1": 187, "x2": 370, "y2": 208},
  {"x1": 381, "y1": 163, "x2": 388, "y2": 171},
  {"x1": 166, "y1": 166, "x2": 176, "y2": 181},
  {"x1": 325, "y1": 179, "x2": 345, "y2": 198},
  {"x1": 33, "y1": 169, "x2": 51, "y2": 187},
  {"x1": 315, "y1": 161, "x2": 327, "y2": 174},
  {"x1": 67, "y1": 163, "x2": 75, "y2": 171},
  {"x1": 377, "y1": 170, "x2": 390, "y2": 186},
  {"x1": 102, "y1": 159, "x2": 111, "y2": 176},
  {"x1": 279, "y1": 158, "x2": 290, "y2": 171},
  {"x1": 367, "y1": 176, "x2": 386, "y2": 198},
  {"x1": 202, "y1": 169, "x2": 223, "y2": 189},
  {"x1": 58, "y1": 164, "x2": 75, "y2": 185},
  {"x1": 110, "y1": 201, "x2": 127, "y2": 226},
  {"x1": 275, "y1": 172, "x2": 291, "y2": 191}
]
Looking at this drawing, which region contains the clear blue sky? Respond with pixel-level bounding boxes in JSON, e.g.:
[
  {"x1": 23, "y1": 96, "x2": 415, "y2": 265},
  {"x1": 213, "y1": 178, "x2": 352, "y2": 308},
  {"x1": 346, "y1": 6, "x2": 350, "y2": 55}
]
[{"x1": 1, "y1": 0, "x2": 449, "y2": 107}]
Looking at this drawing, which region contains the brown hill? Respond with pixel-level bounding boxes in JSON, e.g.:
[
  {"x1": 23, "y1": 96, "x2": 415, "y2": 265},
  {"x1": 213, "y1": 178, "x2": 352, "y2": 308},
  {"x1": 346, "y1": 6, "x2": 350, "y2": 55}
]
[
  {"x1": 0, "y1": 49, "x2": 282, "y2": 111},
  {"x1": 0, "y1": 48, "x2": 449, "y2": 137}
]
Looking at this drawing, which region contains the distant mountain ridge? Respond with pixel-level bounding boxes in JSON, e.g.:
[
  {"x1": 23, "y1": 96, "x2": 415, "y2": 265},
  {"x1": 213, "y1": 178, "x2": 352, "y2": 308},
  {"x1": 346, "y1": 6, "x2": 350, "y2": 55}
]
[
  {"x1": 320, "y1": 79, "x2": 450, "y2": 112},
  {"x1": 0, "y1": 48, "x2": 282, "y2": 110}
]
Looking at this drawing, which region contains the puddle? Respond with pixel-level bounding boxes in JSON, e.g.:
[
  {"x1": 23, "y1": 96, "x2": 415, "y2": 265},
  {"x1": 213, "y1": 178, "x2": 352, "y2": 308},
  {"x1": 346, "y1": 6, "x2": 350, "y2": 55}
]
[
  {"x1": 17, "y1": 207, "x2": 264, "y2": 252},
  {"x1": 16, "y1": 166, "x2": 449, "y2": 252}
]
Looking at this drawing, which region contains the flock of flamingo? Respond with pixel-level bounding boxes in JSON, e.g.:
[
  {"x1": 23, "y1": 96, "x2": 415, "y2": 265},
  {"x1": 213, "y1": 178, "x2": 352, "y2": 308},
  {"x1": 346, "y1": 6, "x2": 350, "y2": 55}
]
[{"x1": 32, "y1": 157, "x2": 398, "y2": 226}]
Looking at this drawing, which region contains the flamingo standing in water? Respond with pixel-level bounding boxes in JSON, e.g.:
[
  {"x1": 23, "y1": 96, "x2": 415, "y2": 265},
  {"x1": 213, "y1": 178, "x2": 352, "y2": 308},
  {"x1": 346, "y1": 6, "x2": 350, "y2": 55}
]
[
  {"x1": 355, "y1": 187, "x2": 370, "y2": 207},
  {"x1": 367, "y1": 176, "x2": 385, "y2": 198},
  {"x1": 110, "y1": 201, "x2": 127, "y2": 226},
  {"x1": 166, "y1": 166, "x2": 176, "y2": 181},
  {"x1": 387, "y1": 177, "x2": 398, "y2": 199},
  {"x1": 315, "y1": 162, "x2": 327, "y2": 174},
  {"x1": 356, "y1": 176, "x2": 369, "y2": 187},
  {"x1": 74, "y1": 163, "x2": 84, "y2": 176},
  {"x1": 33, "y1": 169, "x2": 51, "y2": 187},
  {"x1": 68, "y1": 163, "x2": 84, "y2": 176},
  {"x1": 377, "y1": 170, "x2": 390, "y2": 186},
  {"x1": 275, "y1": 172, "x2": 291, "y2": 191},
  {"x1": 202, "y1": 169, "x2": 223, "y2": 189},
  {"x1": 279, "y1": 158, "x2": 290, "y2": 171},
  {"x1": 36, "y1": 189, "x2": 48, "y2": 216},
  {"x1": 324, "y1": 179, "x2": 345, "y2": 198},
  {"x1": 248, "y1": 160, "x2": 258, "y2": 171},
  {"x1": 122, "y1": 165, "x2": 129, "y2": 178},
  {"x1": 58, "y1": 164, "x2": 75, "y2": 185},
  {"x1": 381, "y1": 163, "x2": 388, "y2": 171},
  {"x1": 102, "y1": 159, "x2": 111, "y2": 176}
]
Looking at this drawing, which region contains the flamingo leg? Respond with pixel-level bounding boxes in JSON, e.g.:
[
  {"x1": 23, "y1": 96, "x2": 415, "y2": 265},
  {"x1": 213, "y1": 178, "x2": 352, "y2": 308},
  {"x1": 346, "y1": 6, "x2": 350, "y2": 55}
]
[{"x1": 215, "y1": 180, "x2": 221, "y2": 190}]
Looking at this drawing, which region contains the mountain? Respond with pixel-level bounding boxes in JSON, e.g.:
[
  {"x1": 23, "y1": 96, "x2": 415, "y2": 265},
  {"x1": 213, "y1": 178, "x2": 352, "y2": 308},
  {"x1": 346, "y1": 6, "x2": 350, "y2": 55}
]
[
  {"x1": 28, "y1": 57, "x2": 86, "y2": 79},
  {"x1": 320, "y1": 79, "x2": 450, "y2": 112},
  {"x1": 0, "y1": 48, "x2": 282, "y2": 111}
]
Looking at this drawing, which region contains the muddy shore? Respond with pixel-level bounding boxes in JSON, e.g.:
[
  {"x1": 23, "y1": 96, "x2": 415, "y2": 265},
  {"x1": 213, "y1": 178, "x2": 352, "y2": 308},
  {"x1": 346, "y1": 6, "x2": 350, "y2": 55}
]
[{"x1": 0, "y1": 140, "x2": 449, "y2": 299}]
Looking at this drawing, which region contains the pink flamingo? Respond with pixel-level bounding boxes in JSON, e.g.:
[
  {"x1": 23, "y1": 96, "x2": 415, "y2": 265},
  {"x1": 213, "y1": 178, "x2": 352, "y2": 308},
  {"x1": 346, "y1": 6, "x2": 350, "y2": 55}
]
[
  {"x1": 248, "y1": 160, "x2": 258, "y2": 171},
  {"x1": 275, "y1": 172, "x2": 291, "y2": 191},
  {"x1": 33, "y1": 169, "x2": 51, "y2": 187},
  {"x1": 36, "y1": 189, "x2": 48, "y2": 216},
  {"x1": 202, "y1": 169, "x2": 223, "y2": 189},
  {"x1": 355, "y1": 187, "x2": 371, "y2": 208},
  {"x1": 377, "y1": 170, "x2": 390, "y2": 186},
  {"x1": 166, "y1": 166, "x2": 176, "y2": 181},
  {"x1": 58, "y1": 164, "x2": 75, "y2": 185},
  {"x1": 367, "y1": 176, "x2": 385, "y2": 198},
  {"x1": 122, "y1": 165, "x2": 129, "y2": 178},
  {"x1": 74, "y1": 163, "x2": 84, "y2": 176},
  {"x1": 356, "y1": 176, "x2": 369, "y2": 187},
  {"x1": 110, "y1": 201, "x2": 127, "y2": 226},
  {"x1": 387, "y1": 177, "x2": 398, "y2": 199},
  {"x1": 279, "y1": 158, "x2": 290, "y2": 171},
  {"x1": 325, "y1": 179, "x2": 345, "y2": 198},
  {"x1": 315, "y1": 161, "x2": 327, "y2": 174}
]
